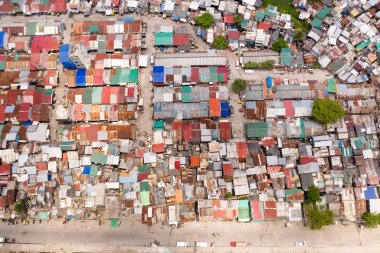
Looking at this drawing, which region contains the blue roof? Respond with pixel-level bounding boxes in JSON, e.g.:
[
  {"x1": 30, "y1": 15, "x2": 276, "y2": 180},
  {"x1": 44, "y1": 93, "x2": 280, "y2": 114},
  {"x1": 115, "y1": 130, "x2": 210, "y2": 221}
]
[
  {"x1": 364, "y1": 187, "x2": 377, "y2": 200},
  {"x1": 76, "y1": 69, "x2": 86, "y2": 87},
  {"x1": 0, "y1": 32, "x2": 5, "y2": 48},
  {"x1": 220, "y1": 101, "x2": 230, "y2": 117},
  {"x1": 153, "y1": 66, "x2": 165, "y2": 83},
  {"x1": 83, "y1": 165, "x2": 91, "y2": 175},
  {"x1": 59, "y1": 44, "x2": 77, "y2": 69},
  {"x1": 123, "y1": 17, "x2": 134, "y2": 22},
  {"x1": 153, "y1": 66, "x2": 164, "y2": 73}
]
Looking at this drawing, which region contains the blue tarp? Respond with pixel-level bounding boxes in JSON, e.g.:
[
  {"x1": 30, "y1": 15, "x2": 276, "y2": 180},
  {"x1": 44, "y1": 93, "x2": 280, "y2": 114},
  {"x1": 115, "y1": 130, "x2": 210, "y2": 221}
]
[
  {"x1": 59, "y1": 44, "x2": 77, "y2": 69},
  {"x1": 266, "y1": 76, "x2": 273, "y2": 88},
  {"x1": 123, "y1": 17, "x2": 134, "y2": 22},
  {"x1": 153, "y1": 66, "x2": 165, "y2": 83},
  {"x1": 364, "y1": 187, "x2": 377, "y2": 200},
  {"x1": 76, "y1": 69, "x2": 86, "y2": 87},
  {"x1": 0, "y1": 32, "x2": 5, "y2": 48},
  {"x1": 220, "y1": 101, "x2": 230, "y2": 117},
  {"x1": 83, "y1": 166, "x2": 91, "y2": 175}
]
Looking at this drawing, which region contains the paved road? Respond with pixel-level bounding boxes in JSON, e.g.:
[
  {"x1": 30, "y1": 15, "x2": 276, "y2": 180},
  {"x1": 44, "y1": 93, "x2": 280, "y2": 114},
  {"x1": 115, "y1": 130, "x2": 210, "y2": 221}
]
[{"x1": 0, "y1": 219, "x2": 379, "y2": 252}]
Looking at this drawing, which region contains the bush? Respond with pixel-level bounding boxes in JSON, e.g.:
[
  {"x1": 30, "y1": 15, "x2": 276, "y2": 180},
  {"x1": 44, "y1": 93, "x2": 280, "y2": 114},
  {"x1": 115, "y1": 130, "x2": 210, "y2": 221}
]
[
  {"x1": 232, "y1": 79, "x2": 247, "y2": 93},
  {"x1": 14, "y1": 199, "x2": 26, "y2": 214},
  {"x1": 312, "y1": 99, "x2": 345, "y2": 126},
  {"x1": 271, "y1": 39, "x2": 288, "y2": 52},
  {"x1": 212, "y1": 35, "x2": 228, "y2": 50},
  {"x1": 194, "y1": 12, "x2": 214, "y2": 29},
  {"x1": 305, "y1": 186, "x2": 321, "y2": 205},
  {"x1": 363, "y1": 212, "x2": 380, "y2": 228},
  {"x1": 305, "y1": 204, "x2": 334, "y2": 230}
]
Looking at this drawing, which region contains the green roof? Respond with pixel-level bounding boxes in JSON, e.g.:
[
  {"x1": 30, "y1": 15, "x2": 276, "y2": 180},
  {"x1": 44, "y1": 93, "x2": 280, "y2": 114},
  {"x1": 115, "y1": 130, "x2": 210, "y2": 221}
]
[
  {"x1": 377, "y1": 43, "x2": 380, "y2": 53},
  {"x1": 0, "y1": 62, "x2": 4, "y2": 71},
  {"x1": 181, "y1": 86, "x2": 191, "y2": 93},
  {"x1": 182, "y1": 93, "x2": 191, "y2": 103},
  {"x1": 281, "y1": 47, "x2": 291, "y2": 54},
  {"x1": 299, "y1": 119, "x2": 305, "y2": 138},
  {"x1": 138, "y1": 165, "x2": 151, "y2": 173},
  {"x1": 154, "y1": 32, "x2": 173, "y2": 46},
  {"x1": 327, "y1": 79, "x2": 336, "y2": 93},
  {"x1": 26, "y1": 22, "x2": 37, "y2": 36},
  {"x1": 83, "y1": 88, "x2": 92, "y2": 104},
  {"x1": 153, "y1": 120, "x2": 165, "y2": 130},
  {"x1": 90, "y1": 154, "x2": 108, "y2": 165},
  {"x1": 92, "y1": 87, "x2": 102, "y2": 104},
  {"x1": 316, "y1": 7, "x2": 331, "y2": 20},
  {"x1": 140, "y1": 181, "x2": 149, "y2": 191},
  {"x1": 140, "y1": 191, "x2": 150, "y2": 206},
  {"x1": 39, "y1": 212, "x2": 50, "y2": 220},
  {"x1": 238, "y1": 200, "x2": 250, "y2": 222},
  {"x1": 356, "y1": 39, "x2": 371, "y2": 52},
  {"x1": 247, "y1": 122, "x2": 268, "y2": 138},
  {"x1": 311, "y1": 18, "x2": 323, "y2": 28},
  {"x1": 256, "y1": 11, "x2": 265, "y2": 21},
  {"x1": 90, "y1": 165, "x2": 99, "y2": 176},
  {"x1": 265, "y1": 5, "x2": 277, "y2": 18},
  {"x1": 60, "y1": 140, "x2": 76, "y2": 151},
  {"x1": 89, "y1": 25, "x2": 99, "y2": 33}
]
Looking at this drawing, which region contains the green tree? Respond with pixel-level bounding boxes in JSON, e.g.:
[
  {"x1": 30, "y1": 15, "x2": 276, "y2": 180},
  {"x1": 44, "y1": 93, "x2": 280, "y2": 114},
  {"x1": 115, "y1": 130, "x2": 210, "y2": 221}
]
[
  {"x1": 271, "y1": 39, "x2": 288, "y2": 52},
  {"x1": 225, "y1": 192, "x2": 233, "y2": 200},
  {"x1": 305, "y1": 186, "x2": 321, "y2": 205},
  {"x1": 363, "y1": 212, "x2": 380, "y2": 228},
  {"x1": 212, "y1": 35, "x2": 228, "y2": 50},
  {"x1": 234, "y1": 14, "x2": 243, "y2": 30},
  {"x1": 305, "y1": 205, "x2": 334, "y2": 230},
  {"x1": 260, "y1": 60, "x2": 275, "y2": 69},
  {"x1": 294, "y1": 31, "x2": 304, "y2": 43},
  {"x1": 194, "y1": 12, "x2": 214, "y2": 29},
  {"x1": 311, "y1": 61, "x2": 321, "y2": 69},
  {"x1": 14, "y1": 199, "x2": 26, "y2": 214},
  {"x1": 232, "y1": 78, "x2": 247, "y2": 93},
  {"x1": 312, "y1": 99, "x2": 345, "y2": 126},
  {"x1": 243, "y1": 62, "x2": 259, "y2": 69}
]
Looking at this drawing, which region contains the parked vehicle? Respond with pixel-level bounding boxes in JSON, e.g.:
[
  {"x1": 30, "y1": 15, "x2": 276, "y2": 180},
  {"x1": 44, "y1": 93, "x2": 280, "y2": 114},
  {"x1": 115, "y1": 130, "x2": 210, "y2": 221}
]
[{"x1": 294, "y1": 241, "x2": 307, "y2": 247}]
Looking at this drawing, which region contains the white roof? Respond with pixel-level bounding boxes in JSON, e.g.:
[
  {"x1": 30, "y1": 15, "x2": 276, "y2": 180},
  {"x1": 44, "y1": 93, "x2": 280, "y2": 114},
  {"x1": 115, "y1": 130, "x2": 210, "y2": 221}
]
[{"x1": 138, "y1": 55, "x2": 148, "y2": 67}]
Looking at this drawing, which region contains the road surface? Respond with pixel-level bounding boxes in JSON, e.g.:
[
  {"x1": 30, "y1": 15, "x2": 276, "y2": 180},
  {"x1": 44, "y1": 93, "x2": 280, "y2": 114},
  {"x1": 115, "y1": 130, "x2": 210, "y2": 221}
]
[{"x1": 0, "y1": 219, "x2": 380, "y2": 252}]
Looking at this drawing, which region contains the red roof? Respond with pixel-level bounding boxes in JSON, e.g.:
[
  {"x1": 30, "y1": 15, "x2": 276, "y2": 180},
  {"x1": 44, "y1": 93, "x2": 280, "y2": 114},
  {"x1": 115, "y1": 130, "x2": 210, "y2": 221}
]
[
  {"x1": 191, "y1": 67, "x2": 199, "y2": 82},
  {"x1": 31, "y1": 36, "x2": 59, "y2": 53},
  {"x1": 152, "y1": 143, "x2": 165, "y2": 153},
  {"x1": 224, "y1": 14, "x2": 234, "y2": 24},
  {"x1": 251, "y1": 200, "x2": 263, "y2": 220},
  {"x1": 0, "y1": 164, "x2": 10, "y2": 175},
  {"x1": 50, "y1": 0, "x2": 67, "y2": 12},
  {"x1": 173, "y1": 34, "x2": 189, "y2": 46},
  {"x1": 137, "y1": 173, "x2": 149, "y2": 181},
  {"x1": 300, "y1": 156, "x2": 317, "y2": 164},
  {"x1": 236, "y1": 142, "x2": 249, "y2": 158},
  {"x1": 223, "y1": 162, "x2": 233, "y2": 175},
  {"x1": 209, "y1": 98, "x2": 221, "y2": 117},
  {"x1": 283, "y1": 100, "x2": 294, "y2": 117},
  {"x1": 218, "y1": 121, "x2": 231, "y2": 141},
  {"x1": 112, "y1": 0, "x2": 120, "y2": 6},
  {"x1": 228, "y1": 30, "x2": 239, "y2": 41},
  {"x1": 258, "y1": 22, "x2": 271, "y2": 31},
  {"x1": 262, "y1": 138, "x2": 276, "y2": 147}
]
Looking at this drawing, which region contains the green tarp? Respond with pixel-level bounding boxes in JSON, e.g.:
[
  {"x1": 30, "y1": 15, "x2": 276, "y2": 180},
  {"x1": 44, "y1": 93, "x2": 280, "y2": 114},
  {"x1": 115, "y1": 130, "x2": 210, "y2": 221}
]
[
  {"x1": 39, "y1": 212, "x2": 50, "y2": 220},
  {"x1": 356, "y1": 39, "x2": 371, "y2": 52},
  {"x1": 153, "y1": 120, "x2": 165, "y2": 130},
  {"x1": 327, "y1": 79, "x2": 336, "y2": 93},
  {"x1": 89, "y1": 25, "x2": 99, "y2": 33},
  {"x1": 111, "y1": 219, "x2": 119, "y2": 228}
]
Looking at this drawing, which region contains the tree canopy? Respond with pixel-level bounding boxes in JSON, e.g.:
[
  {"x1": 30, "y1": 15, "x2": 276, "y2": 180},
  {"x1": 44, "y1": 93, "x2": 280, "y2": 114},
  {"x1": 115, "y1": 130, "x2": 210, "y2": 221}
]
[
  {"x1": 234, "y1": 14, "x2": 243, "y2": 30},
  {"x1": 305, "y1": 186, "x2": 321, "y2": 205},
  {"x1": 232, "y1": 79, "x2": 248, "y2": 93},
  {"x1": 305, "y1": 205, "x2": 334, "y2": 230},
  {"x1": 363, "y1": 212, "x2": 380, "y2": 228},
  {"x1": 312, "y1": 99, "x2": 345, "y2": 126},
  {"x1": 212, "y1": 35, "x2": 228, "y2": 50},
  {"x1": 271, "y1": 39, "x2": 288, "y2": 52},
  {"x1": 194, "y1": 12, "x2": 214, "y2": 29},
  {"x1": 243, "y1": 60, "x2": 275, "y2": 70},
  {"x1": 14, "y1": 199, "x2": 26, "y2": 214}
]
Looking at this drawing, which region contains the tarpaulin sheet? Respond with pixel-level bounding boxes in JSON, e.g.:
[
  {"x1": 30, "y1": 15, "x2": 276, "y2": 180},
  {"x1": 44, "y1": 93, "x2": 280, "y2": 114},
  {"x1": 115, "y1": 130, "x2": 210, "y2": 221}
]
[{"x1": 76, "y1": 69, "x2": 86, "y2": 87}]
